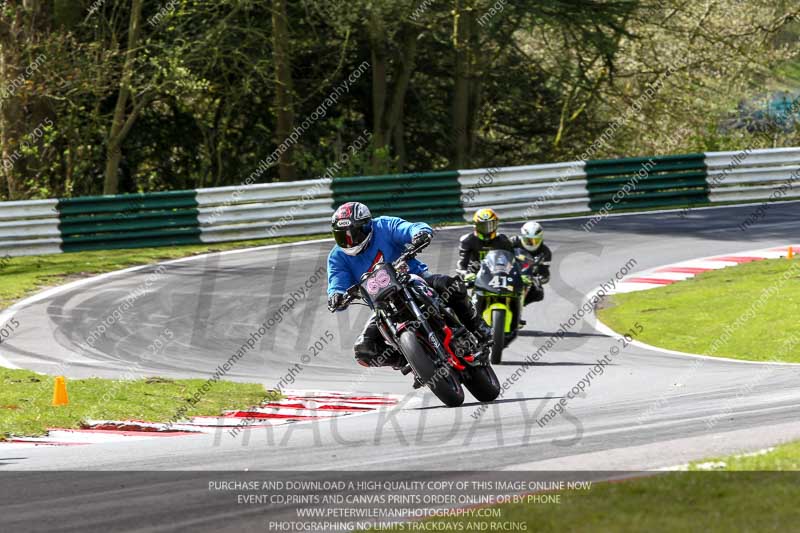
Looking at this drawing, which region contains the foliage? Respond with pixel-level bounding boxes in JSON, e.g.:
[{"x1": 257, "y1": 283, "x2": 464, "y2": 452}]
[{"x1": 0, "y1": 1, "x2": 798, "y2": 200}]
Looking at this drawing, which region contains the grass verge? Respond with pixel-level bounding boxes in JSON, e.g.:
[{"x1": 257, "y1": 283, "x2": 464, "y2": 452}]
[
  {"x1": 0, "y1": 234, "x2": 330, "y2": 312},
  {"x1": 0, "y1": 367, "x2": 277, "y2": 440},
  {"x1": 598, "y1": 257, "x2": 800, "y2": 362},
  {"x1": 367, "y1": 443, "x2": 800, "y2": 533},
  {"x1": 688, "y1": 439, "x2": 800, "y2": 471}
]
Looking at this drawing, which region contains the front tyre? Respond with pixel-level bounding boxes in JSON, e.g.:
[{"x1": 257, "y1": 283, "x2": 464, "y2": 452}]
[
  {"x1": 490, "y1": 308, "x2": 505, "y2": 365},
  {"x1": 463, "y1": 364, "x2": 501, "y2": 402},
  {"x1": 399, "y1": 331, "x2": 464, "y2": 408}
]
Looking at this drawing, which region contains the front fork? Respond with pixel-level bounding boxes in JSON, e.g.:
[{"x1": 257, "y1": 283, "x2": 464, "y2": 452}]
[
  {"x1": 403, "y1": 287, "x2": 449, "y2": 363},
  {"x1": 403, "y1": 286, "x2": 471, "y2": 370}
]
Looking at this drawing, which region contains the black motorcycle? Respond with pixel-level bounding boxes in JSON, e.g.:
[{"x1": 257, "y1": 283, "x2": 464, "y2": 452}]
[
  {"x1": 332, "y1": 241, "x2": 501, "y2": 407},
  {"x1": 515, "y1": 248, "x2": 545, "y2": 285}
]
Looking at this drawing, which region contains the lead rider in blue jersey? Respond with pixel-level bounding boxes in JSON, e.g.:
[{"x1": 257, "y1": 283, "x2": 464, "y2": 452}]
[{"x1": 327, "y1": 201, "x2": 492, "y2": 368}]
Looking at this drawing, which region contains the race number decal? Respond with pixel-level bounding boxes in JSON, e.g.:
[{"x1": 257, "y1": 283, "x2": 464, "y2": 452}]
[
  {"x1": 489, "y1": 275, "x2": 509, "y2": 289},
  {"x1": 366, "y1": 269, "x2": 391, "y2": 295}
]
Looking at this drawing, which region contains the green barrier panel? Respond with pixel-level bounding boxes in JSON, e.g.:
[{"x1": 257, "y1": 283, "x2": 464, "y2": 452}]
[
  {"x1": 58, "y1": 189, "x2": 197, "y2": 203},
  {"x1": 585, "y1": 171, "x2": 707, "y2": 187},
  {"x1": 333, "y1": 171, "x2": 458, "y2": 185},
  {"x1": 585, "y1": 153, "x2": 705, "y2": 169},
  {"x1": 58, "y1": 195, "x2": 198, "y2": 216},
  {"x1": 57, "y1": 190, "x2": 201, "y2": 252},
  {"x1": 586, "y1": 154, "x2": 708, "y2": 212},
  {"x1": 331, "y1": 170, "x2": 465, "y2": 222},
  {"x1": 590, "y1": 188, "x2": 709, "y2": 204},
  {"x1": 59, "y1": 213, "x2": 201, "y2": 236},
  {"x1": 587, "y1": 178, "x2": 708, "y2": 195},
  {"x1": 590, "y1": 196, "x2": 712, "y2": 211},
  {"x1": 58, "y1": 208, "x2": 200, "y2": 227},
  {"x1": 333, "y1": 178, "x2": 461, "y2": 195},
  {"x1": 61, "y1": 234, "x2": 203, "y2": 253}
]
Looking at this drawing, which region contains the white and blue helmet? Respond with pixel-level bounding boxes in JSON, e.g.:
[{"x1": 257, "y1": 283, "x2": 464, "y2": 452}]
[{"x1": 520, "y1": 221, "x2": 543, "y2": 252}]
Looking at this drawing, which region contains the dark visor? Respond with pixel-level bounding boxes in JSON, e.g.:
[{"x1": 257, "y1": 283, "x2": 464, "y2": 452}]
[{"x1": 333, "y1": 221, "x2": 371, "y2": 249}]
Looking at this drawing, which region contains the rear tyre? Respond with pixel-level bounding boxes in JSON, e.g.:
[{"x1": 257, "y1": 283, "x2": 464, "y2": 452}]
[
  {"x1": 463, "y1": 364, "x2": 501, "y2": 402},
  {"x1": 399, "y1": 331, "x2": 464, "y2": 407},
  {"x1": 490, "y1": 309, "x2": 505, "y2": 365}
]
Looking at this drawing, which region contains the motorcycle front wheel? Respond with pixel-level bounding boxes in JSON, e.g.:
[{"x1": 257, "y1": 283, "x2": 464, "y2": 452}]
[
  {"x1": 490, "y1": 308, "x2": 506, "y2": 364},
  {"x1": 399, "y1": 331, "x2": 465, "y2": 407}
]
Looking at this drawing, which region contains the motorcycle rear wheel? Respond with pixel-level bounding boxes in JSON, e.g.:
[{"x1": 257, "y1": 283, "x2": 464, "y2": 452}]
[
  {"x1": 399, "y1": 331, "x2": 465, "y2": 407},
  {"x1": 463, "y1": 364, "x2": 501, "y2": 402}
]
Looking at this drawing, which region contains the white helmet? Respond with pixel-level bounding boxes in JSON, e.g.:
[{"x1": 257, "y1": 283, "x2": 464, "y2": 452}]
[{"x1": 520, "y1": 221, "x2": 543, "y2": 252}]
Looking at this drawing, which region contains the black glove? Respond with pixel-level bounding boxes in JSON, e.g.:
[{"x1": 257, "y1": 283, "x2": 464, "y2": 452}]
[
  {"x1": 327, "y1": 292, "x2": 345, "y2": 312},
  {"x1": 411, "y1": 231, "x2": 432, "y2": 249}
]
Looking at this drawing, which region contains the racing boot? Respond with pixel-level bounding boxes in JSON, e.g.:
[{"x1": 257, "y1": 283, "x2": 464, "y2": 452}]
[{"x1": 443, "y1": 278, "x2": 493, "y2": 348}]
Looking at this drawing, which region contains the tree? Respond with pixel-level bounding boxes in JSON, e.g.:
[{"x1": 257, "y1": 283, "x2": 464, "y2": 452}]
[
  {"x1": 103, "y1": 0, "x2": 143, "y2": 194},
  {"x1": 271, "y1": 0, "x2": 296, "y2": 180}
]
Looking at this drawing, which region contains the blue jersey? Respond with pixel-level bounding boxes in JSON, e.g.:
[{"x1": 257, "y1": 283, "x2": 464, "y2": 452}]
[{"x1": 327, "y1": 216, "x2": 432, "y2": 296}]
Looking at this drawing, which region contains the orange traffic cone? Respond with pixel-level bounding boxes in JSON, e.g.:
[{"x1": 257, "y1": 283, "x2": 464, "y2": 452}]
[
  {"x1": 788, "y1": 246, "x2": 794, "y2": 260},
  {"x1": 52, "y1": 376, "x2": 69, "y2": 406}
]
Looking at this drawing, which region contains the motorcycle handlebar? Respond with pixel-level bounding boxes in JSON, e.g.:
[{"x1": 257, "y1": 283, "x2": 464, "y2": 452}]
[
  {"x1": 394, "y1": 240, "x2": 430, "y2": 267},
  {"x1": 331, "y1": 240, "x2": 431, "y2": 311}
]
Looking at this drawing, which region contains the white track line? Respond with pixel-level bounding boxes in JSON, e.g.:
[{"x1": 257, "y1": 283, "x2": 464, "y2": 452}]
[{"x1": 609, "y1": 245, "x2": 798, "y2": 294}]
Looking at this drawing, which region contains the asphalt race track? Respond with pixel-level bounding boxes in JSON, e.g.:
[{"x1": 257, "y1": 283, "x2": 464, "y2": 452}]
[{"x1": 3, "y1": 202, "x2": 800, "y2": 531}]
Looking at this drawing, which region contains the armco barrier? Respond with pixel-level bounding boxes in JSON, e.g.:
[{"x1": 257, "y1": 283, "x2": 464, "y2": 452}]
[
  {"x1": 195, "y1": 180, "x2": 332, "y2": 243},
  {"x1": 332, "y1": 171, "x2": 464, "y2": 223},
  {"x1": 57, "y1": 190, "x2": 201, "y2": 252},
  {"x1": 705, "y1": 147, "x2": 800, "y2": 203},
  {"x1": 0, "y1": 146, "x2": 798, "y2": 256},
  {"x1": 0, "y1": 199, "x2": 61, "y2": 256},
  {"x1": 585, "y1": 153, "x2": 708, "y2": 211},
  {"x1": 459, "y1": 162, "x2": 588, "y2": 220}
]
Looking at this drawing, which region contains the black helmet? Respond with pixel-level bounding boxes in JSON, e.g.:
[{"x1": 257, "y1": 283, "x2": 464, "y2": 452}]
[{"x1": 332, "y1": 202, "x2": 373, "y2": 255}]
